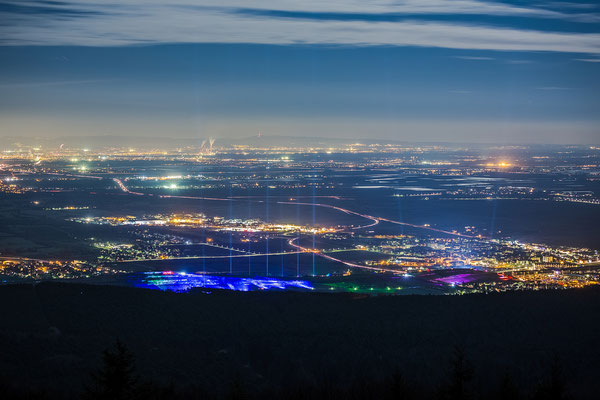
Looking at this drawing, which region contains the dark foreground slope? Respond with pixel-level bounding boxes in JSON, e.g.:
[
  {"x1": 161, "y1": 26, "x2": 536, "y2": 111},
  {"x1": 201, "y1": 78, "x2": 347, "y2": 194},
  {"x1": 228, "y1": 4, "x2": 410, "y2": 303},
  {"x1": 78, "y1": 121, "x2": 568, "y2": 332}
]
[{"x1": 0, "y1": 283, "x2": 599, "y2": 399}]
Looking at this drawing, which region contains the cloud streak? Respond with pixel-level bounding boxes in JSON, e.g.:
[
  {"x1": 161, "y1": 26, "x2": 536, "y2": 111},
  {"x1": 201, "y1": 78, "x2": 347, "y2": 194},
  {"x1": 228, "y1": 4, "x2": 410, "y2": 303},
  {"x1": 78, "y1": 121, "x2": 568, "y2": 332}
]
[
  {"x1": 454, "y1": 56, "x2": 495, "y2": 60},
  {"x1": 0, "y1": 1, "x2": 599, "y2": 53}
]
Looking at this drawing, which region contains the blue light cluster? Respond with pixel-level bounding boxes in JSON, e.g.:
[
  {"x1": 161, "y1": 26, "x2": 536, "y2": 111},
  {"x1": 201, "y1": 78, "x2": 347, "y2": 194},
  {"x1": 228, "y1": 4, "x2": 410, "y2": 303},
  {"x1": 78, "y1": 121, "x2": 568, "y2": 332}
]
[{"x1": 131, "y1": 271, "x2": 314, "y2": 292}]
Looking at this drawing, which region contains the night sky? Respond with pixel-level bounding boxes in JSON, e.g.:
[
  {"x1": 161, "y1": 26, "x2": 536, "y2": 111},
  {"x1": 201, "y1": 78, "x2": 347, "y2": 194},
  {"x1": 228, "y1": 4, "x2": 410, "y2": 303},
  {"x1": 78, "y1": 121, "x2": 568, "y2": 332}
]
[{"x1": 1, "y1": 1, "x2": 599, "y2": 144}]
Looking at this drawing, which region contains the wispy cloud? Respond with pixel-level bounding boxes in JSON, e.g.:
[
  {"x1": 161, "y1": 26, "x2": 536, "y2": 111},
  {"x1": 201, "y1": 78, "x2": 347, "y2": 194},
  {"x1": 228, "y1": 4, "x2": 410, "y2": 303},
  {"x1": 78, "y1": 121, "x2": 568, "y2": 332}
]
[
  {"x1": 12, "y1": 1, "x2": 592, "y2": 20},
  {"x1": 454, "y1": 56, "x2": 495, "y2": 60},
  {"x1": 506, "y1": 59, "x2": 533, "y2": 64},
  {"x1": 0, "y1": 1, "x2": 599, "y2": 53}
]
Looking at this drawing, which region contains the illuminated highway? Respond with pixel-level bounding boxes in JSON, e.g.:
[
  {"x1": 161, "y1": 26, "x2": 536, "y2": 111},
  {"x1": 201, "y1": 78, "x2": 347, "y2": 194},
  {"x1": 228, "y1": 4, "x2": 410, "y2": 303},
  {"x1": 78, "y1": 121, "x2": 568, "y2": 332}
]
[
  {"x1": 112, "y1": 177, "x2": 482, "y2": 239},
  {"x1": 114, "y1": 250, "x2": 304, "y2": 263},
  {"x1": 112, "y1": 178, "x2": 145, "y2": 195},
  {"x1": 287, "y1": 237, "x2": 399, "y2": 273},
  {"x1": 279, "y1": 201, "x2": 481, "y2": 239},
  {"x1": 277, "y1": 201, "x2": 380, "y2": 231}
]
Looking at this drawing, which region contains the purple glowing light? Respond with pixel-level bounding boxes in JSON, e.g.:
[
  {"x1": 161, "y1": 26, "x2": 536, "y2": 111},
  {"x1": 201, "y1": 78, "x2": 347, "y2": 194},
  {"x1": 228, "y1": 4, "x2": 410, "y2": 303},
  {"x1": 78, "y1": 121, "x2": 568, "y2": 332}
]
[{"x1": 434, "y1": 273, "x2": 479, "y2": 285}]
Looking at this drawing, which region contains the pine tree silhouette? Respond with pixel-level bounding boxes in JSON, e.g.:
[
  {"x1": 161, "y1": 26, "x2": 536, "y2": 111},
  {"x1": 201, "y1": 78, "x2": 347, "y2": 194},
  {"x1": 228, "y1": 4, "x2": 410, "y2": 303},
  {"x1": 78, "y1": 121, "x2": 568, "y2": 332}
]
[
  {"x1": 226, "y1": 373, "x2": 248, "y2": 400},
  {"x1": 387, "y1": 370, "x2": 412, "y2": 400},
  {"x1": 533, "y1": 355, "x2": 568, "y2": 400},
  {"x1": 439, "y1": 346, "x2": 474, "y2": 400},
  {"x1": 83, "y1": 340, "x2": 139, "y2": 400},
  {"x1": 496, "y1": 370, "x2": 519, "y2": 400}
]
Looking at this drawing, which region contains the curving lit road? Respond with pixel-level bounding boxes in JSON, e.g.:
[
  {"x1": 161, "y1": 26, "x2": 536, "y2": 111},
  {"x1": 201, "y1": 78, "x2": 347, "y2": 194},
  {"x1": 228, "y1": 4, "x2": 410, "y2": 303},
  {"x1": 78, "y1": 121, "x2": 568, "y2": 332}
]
[
  {"x1": 113, "y1": 177, "x2": 483, "y2": 239},
  {"x1": 287, "y1": 237, "x2": 399, "y2": 273},
  {"x1": 112, "y1": 178, "x2": 145, "y2": 195},
  {"x1": 278, "y1": 201, "x2": 480, "y2": 239},
  {"x1": 276, "y1": 201, "x2": 380, "y2": 231},
  {"x1": 114, "y1": 250, "x2": 304, "y2": 263}
]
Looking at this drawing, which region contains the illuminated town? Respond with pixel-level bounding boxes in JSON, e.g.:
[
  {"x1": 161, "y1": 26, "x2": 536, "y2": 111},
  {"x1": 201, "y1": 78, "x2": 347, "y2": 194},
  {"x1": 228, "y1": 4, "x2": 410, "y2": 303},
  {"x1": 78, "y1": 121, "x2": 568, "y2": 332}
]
[{"x1": 1, "y1": 142, "x2": 598, "y2": 294}]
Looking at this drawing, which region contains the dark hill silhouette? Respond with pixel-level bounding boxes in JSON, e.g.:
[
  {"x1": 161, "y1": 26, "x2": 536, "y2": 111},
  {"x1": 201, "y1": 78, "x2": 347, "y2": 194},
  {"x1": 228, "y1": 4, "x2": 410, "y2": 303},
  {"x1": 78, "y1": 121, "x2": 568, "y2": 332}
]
[{"x1": 0, "y1": 283, "x2": 598, "y2": 399}]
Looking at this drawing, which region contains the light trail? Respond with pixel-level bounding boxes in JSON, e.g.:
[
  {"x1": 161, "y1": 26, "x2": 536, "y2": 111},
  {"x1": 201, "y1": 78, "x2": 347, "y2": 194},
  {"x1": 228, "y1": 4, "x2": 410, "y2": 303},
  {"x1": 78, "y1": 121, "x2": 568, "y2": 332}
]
[
  {"x1": 161, "y1": 241, "x2": 252, "y2": 254},
  {"x1": 228, "y1": 195, "x2": 343, "y2": 200},
  {"x1": 279, "y1": 201, "x2": 481, "y2": 239},
  {"x1": 1, "y1": 166, "x2": 104, "y2": 181},
  {"x1": 0, "y1": 256, "x2": 53, "y2": 263},
  {"x1": 287, "y1": 237, "x2": 398, "y2": 273},
  {"x1": 46, "y1": 171, "x2": 104, "y2": 180},
  {"x1": 112, "y1": 178, "x2": 145, "y2": 195},
  {"x1": 114, "y1": 250, "x2": 304, "y2": 263},
  {"x1": 113, "y1": 178, "x2": 341, "y2": 203},
  {"x1": 277, "y1": 201, "x2": 380, "y2": 231},
  {"x1": 377, "y1": 217, "x2": 481, "y2": 239},
  {"x1": 158, "y1": 194, "x2": 234, "y2": 201},
  {"x1": 113, "y1": 177, "x2": 238, "y2": 201},
  {"x1": 114, "y1": 178, "x2": 477, "y2": 238},
  {"x1": 112, "y1": 178, "x2": 481, "y2": 239}
]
